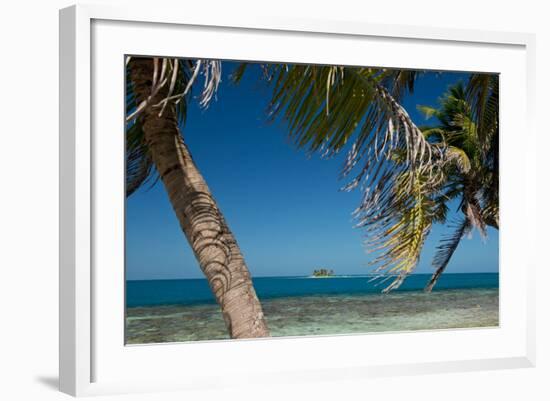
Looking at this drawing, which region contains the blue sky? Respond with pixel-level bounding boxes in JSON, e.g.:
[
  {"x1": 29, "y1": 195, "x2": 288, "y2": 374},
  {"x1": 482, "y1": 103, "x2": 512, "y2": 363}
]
[{"x1": 126, "y1": 62, "x2": 498, "y2": 280}]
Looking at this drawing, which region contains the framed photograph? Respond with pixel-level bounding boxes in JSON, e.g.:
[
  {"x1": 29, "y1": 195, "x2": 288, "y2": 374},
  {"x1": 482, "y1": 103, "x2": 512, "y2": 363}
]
[{"x1": 59, "y1": 4, "x2": 536, "y2": 396}]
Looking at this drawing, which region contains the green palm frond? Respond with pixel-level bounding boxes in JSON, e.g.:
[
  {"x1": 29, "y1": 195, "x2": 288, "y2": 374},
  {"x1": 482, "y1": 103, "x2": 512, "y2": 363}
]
[
  {"x1": 417, "y1": 105, "x2": 438, "y2": 120},
  {"x1": 445, "y1": 146, "x2": 472, "y2": 174},
  {"x1": 470, "y1": 74, "x2": 500, "y2": 227},
  {"x1": 481, "y1": 203, "x2": 499, "y2": 228},
  {"x1": 466, "y1": 74, "x2": 499, "y2": 154},
  {"x1": 262, "y1": 63, "x2": 444, "y2": 204},
  {"x1": 263, "y1": 65, "x2": 430, "y2": 160},
  {"x1": 365, "y1": 168, "x2": 444, "y2": 292},
  {"x1": 231, "y1": 63, "x2": 249, "y2": 84},
  {"x1": 421, "y1": 127, "x2": 447, "y2": 143}
]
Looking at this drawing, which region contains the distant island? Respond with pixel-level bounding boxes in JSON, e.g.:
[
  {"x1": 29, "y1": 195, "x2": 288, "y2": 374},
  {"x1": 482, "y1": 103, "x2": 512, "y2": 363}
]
[{"x1": 312, "y1": 268, "x2": 334, "y2": 278}]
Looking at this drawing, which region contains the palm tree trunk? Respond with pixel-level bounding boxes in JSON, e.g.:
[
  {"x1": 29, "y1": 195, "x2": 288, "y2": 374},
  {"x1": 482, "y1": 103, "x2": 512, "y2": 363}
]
[
  {"x1": 424, "y1": 268, "x2": 443, "y2": 293},
  {"x1": 128, "y1": 58, "x2": 269, "y2": 339}
]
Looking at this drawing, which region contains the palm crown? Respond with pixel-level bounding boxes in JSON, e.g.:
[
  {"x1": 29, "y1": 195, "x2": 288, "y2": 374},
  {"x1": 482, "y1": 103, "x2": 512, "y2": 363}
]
[{"x1": 417, "y1": 81, "x2": 499, "y2": 291}]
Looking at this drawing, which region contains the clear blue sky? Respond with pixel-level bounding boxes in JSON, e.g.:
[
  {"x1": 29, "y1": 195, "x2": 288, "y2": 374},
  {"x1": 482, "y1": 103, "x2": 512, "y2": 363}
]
[{"x1": 126, "y1": 62, "x2": 498, "y2": 280}]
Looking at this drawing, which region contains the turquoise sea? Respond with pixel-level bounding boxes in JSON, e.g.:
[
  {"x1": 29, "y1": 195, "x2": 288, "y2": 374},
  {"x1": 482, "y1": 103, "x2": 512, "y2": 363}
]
[{"x1": 126, "y1": 273, "x2": 499, "y2": 344}]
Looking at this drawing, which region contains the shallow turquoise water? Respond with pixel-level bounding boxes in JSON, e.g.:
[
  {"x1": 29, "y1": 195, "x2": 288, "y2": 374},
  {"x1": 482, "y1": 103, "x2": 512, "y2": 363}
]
[
  {"x1": 127, "y1": 273, "x2": 498, "y2": 307},
  {"x1": 126, "y1": 287, "x2": 499, "y2": 344}
]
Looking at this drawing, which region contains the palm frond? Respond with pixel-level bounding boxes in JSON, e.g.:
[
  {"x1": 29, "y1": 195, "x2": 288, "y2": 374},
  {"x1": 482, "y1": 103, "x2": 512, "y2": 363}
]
[
  {"x1": 231, "y1": 63, "x2": 249, "y2": 84},
  {"x1": 365, "y1": 167, "x2": 443, "y2": 292},
  {"x1": 384, "y1": 70, "x2": 419, "y2": 101},
  {"x1": 445, "y1": 146, "x2": 472, "y2": 174},
  {"x1": 265, "y1": 64, "x2": 445, "y2": 195},
  {"x1": 125, "y1": 121, "x2": 156, "y2": 196},
  {"x1": 481, "y1": 203, "x2": 499, "y2": 228},
  {"x1": 463, "y1": 196, "x2": 487, "y2": 238},
  {"x1": 417, "y1": 105, "x2": 438, "y2": 120},
  {"x1": 198, "y1": 60, "x2": 222, "y2": 107},
  {"x1": 125, "y1": 57, "x2": 197, "y2": 196},
  {"x1": 466, "y1": 74, "x2": 499, "y2": 154},
  {"x1": 126, "y1": 58, "x2": 220, "y2": 123}
]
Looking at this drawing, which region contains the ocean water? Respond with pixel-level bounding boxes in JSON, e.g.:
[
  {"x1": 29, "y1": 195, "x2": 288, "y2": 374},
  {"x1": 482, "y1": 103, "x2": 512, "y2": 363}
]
[{"x1": 126, "y1": 273, "x2": 499, "y2": 344}]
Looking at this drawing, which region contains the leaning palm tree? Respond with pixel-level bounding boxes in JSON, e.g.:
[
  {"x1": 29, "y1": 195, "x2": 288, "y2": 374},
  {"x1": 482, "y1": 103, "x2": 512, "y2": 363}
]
[
  {"x1": 418, "y1": 81, "x2": 499, "y2": 291},
  {"x1": 365, "y1": 81, "x2": 499, "y2": 292},
  {"x1": 126, "y1": 57, "x2": 269, "y2": 339}
]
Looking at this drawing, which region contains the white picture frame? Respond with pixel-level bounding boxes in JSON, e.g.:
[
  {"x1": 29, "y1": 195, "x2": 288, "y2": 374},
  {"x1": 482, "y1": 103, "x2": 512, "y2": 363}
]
[{"x1": 59, "y1": 3, "x2": 536, "y2": 397}]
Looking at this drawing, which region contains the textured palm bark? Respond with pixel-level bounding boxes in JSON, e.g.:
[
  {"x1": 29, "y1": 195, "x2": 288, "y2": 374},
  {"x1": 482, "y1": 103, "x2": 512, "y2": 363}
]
[{"x1": 128, "y1": 58, "x2": 269, "y2": 338}]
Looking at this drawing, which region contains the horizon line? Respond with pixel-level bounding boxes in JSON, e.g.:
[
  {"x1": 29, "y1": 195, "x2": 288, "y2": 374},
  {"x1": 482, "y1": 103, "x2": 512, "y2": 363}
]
[{"x1": 127, "y1": 271, "x2": 499, "y2": 282}]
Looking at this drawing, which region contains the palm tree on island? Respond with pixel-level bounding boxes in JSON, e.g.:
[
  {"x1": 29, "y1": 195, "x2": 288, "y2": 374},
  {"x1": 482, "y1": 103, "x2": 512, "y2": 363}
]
[{"x1": 126, "y1": 57, "x2": 497, "y2": 339}]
